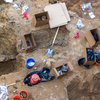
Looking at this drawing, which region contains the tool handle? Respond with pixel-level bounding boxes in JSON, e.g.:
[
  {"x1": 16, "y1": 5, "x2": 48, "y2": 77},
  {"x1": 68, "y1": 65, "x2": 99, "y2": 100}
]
[
  {"x1": 6, "y1": 83, "x2": 16, "y2": 87},
  {"x1": 51, "y1": 27, "x2": 60, "y2": 47}
]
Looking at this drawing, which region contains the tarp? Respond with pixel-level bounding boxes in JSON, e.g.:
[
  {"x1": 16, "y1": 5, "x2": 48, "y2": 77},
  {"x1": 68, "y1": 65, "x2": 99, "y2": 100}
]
[
  {"x1": 44, "y1": 3, "x2": 70, "y2": 28},
  {"x1": 0, "y1": 86, "x2": 8, "y2": 100},
  {"x1": 4, "y1": 0, "x2": 13, "y2": 3}
]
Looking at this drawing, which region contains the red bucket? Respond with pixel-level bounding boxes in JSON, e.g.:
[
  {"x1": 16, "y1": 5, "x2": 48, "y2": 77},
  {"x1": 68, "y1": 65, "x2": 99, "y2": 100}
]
[
  {"x1": 13, "y1": 95, "x2": 22, "y2": 100},
  {"x1": 19, "y1": 90, "x2": 28, "y2": 99}
]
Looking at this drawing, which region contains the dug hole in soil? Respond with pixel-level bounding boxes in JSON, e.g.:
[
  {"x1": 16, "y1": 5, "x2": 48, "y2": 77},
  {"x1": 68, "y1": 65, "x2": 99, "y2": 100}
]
[{"x1": 0, "y1": 59, "x2": 16, "y2": 76}]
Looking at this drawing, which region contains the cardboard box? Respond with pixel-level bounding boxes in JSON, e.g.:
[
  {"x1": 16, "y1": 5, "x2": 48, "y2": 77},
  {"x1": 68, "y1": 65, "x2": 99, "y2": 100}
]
[
  {"x1": 82, "y1": 48, "x2": 95, "y2": 65},
  {"x1": 85, "y1": 31, "x2": 96, "y2": 47},
  {"x1": 51, "y1": 60, "x2": 73, "y2": 78},
  {"x1": 34, "y1": 12, "x2": 49, "y2": 27},
  {"x1": 21, "y1": 33, "x2": 36, "y2": 52},
  {"x1": 90, "y1": 28, "x2": 100, "y2": 47},
  {"x1": 44, "y1": 3, "x2": 70, "y2": 28},
  {"x1": 85, "y1": 28, "x2": 100, "y2": 47}
]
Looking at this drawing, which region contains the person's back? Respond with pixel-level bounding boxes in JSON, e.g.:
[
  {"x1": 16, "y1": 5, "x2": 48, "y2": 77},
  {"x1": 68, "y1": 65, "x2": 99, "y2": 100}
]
[{"x1": 24, "y1": 67, "x2": 55, "y2": 86}]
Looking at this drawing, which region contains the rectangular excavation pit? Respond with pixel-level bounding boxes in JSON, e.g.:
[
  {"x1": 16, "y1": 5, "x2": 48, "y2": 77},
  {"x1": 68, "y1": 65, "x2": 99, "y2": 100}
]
[
  {"x1": 21, "y1": 33, "x2": 36, "y2": 52},
  {"x1": 0, "y1": 59, "x2": 17, "y2": 76},
  {"x1": 34, "y1": 12, "x2": 49, "y2": 27},
  {"x1": 51, "y1": 60, "x2": 73, "y2": 78},
  {"x1": 85, "y1": 28, "x2": 100, "y2": 47}
]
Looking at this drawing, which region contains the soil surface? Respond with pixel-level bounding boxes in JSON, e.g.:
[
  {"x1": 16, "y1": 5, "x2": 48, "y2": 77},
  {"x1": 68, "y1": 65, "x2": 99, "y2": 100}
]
[{"x1": 0, "y1": 0, "x2": 100, "y2": 100}]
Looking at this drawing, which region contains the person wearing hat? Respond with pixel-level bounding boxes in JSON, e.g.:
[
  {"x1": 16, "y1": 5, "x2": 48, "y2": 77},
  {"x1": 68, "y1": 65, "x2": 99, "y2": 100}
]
[{"x1": 24, "y1": 67, "x2": 55, "y2": 86}]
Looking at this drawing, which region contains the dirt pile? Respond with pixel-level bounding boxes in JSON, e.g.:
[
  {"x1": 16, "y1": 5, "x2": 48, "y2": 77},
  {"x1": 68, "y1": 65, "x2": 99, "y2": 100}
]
[
  {"x1": 0, "y1": 60, "x2": 16, "y2": 75},
  {"x1": 0, "y1": 5, "x2": 17, "y2": 62},
  {"x1": 0, "y1": 0, "x2": 5, "y2": 4}
]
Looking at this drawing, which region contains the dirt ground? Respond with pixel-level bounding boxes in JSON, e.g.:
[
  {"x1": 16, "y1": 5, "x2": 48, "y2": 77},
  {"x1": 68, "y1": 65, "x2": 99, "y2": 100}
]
[{"x1": 0, "y1": 0, "x2": 100, "y2": 100}]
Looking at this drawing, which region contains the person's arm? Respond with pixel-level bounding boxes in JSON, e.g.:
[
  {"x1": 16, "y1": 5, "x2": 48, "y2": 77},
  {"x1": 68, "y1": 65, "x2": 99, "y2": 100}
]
[{"x1": 41, "y1": 76, "x2": 55, "y2": 82}]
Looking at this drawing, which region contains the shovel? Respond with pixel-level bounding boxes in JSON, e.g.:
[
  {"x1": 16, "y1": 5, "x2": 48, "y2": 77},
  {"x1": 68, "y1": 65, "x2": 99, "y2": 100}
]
[{"x1": 46, "y1": 27, "x2": 60, "y2": 57}]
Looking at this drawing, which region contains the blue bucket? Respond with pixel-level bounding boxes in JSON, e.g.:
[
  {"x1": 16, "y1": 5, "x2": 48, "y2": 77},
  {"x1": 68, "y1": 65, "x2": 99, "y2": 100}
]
[{"x1": 26, "y1": 58, "x2": 35, "y2": 69}]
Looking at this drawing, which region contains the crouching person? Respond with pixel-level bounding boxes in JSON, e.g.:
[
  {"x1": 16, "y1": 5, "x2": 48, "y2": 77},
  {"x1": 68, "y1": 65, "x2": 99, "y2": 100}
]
[{"x1": 24, "y1": 67, "x2": 55, "y2": 86}]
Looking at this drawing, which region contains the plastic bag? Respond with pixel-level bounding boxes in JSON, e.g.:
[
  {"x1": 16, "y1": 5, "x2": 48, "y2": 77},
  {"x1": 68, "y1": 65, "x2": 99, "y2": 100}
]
[
  {"x1": 4, "y1": 0, "x2": 13, "y2": 3},
  {"x1": 89, "y1": 12, "x2": 95, "y2": 19},
  {"x1": 76, "y1": 19, "x2": 85, "y2": 29},
  {"x1": 0, "y1": 86, "x2": 8, "y2": 100},
  {"x1": 82, "y1": 3, "x2": 92, "y2": 11},
  {"x1": 22, "y1": 5, "x2": 29, "y2": 14}
]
